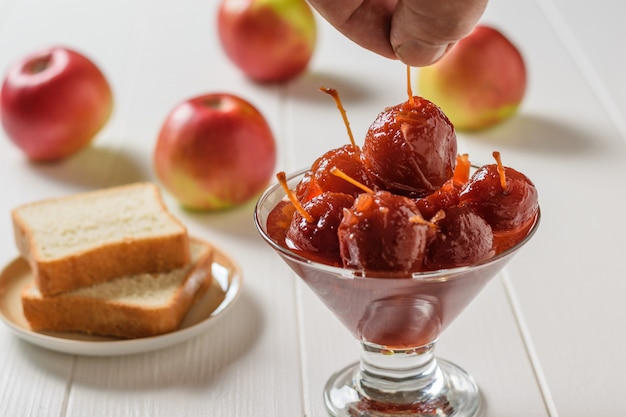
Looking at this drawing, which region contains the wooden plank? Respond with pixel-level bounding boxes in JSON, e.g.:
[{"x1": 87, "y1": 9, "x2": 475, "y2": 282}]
[
  {"x1": 543, "y1": 0, "x2": 626, "y2": 137},
  {"x1": 0, "y1": 337, "x2": 73, "y2": 417}
]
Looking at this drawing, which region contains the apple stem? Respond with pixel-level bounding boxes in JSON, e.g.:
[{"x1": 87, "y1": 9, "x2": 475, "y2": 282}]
[
  {"x1": 330, "y1": 167, "x2": 374, "y2": 194},
  {"x1": 406, "y1": 65, "x2": 415, "y2": 106},
  {"x1": 453, "y1": 153, "x2": 471, "y2": 185},
  {"x1": 430, "y1": 209, "x2": 446, "y2": 224},
  {"x1": 319, "y1": 87, "x2": 358, "y2": 150},
  {"x1": 409, "y1": 211, "x2": 439, "y2": 229},
  {"x1": 27, "y1": 54, "x2": 52, "y2": 74},
  {"x1": 276, "y1": 172, "x2": 314, "y2": 223},
  {"x1": 492, "y1": 151, "x2": 508, "y2": 193}
]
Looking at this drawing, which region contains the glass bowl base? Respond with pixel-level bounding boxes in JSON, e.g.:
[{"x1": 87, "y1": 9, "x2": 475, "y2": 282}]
[{"x1": 323, "y1": 358, "x2": 482, "y2": 417}]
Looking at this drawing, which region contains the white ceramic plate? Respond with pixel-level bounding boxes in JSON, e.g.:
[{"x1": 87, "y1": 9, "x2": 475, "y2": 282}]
[{"x1": 0, "y1": 242, "x2": 242, "y2": 356}]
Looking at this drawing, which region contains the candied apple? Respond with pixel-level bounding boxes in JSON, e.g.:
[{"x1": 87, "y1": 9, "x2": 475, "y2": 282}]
[
  {"x1": 459, "y1": 152, "x2": 539, "y2": 251},
  {"x1": 362, "y1": 96, "x2": 457, "y2": 198},
  {"x1": 416, "y1": 153, "x2": 471, "y2": 220},
  {"x1": 285, "y1": 191, "x2": 355, "y2": 265},
  {"x1": 459, "y1": 152, "x2": 538, "y2": 231},
  {"x1": 425, "y1": 205, "x2": 494, "y2": 270},
  {"x1": 338, "y1": 190, "x2": 435, "y2": 273},
  {"x1": 266, "y1": 199, "x2": 296, "y2": 244},
  {"x1": 361, "y1": 68, "x2": 457, "y2": 198},
  {"x1": 296, "y1": 144, "x2": 378, "y2": 202}
]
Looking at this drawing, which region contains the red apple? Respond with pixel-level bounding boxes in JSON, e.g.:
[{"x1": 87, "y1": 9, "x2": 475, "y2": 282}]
[
  {"x1": 217, "y1": 0, "x2": 317, "y2": 83},
  {"x1": 0, "y1": 46, "x2": 113, "y2": 161},
  {"x1": 154, "y1": 93, "x2": 277, "y2": 210},
  {"x1": 417, "y1": 25, "x2": 526, "y2": 131}
]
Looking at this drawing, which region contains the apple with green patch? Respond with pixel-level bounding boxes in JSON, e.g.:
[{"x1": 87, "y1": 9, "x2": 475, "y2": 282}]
[
  {"x1": 154, "y1": 93, "x2": 277, "y2": 210},
  {"x1": 217, "y1": 0, "x2": 317, "y2": 83},
  {"x1": 417, "y1": 25, "x2": 526, "y2": 131}
]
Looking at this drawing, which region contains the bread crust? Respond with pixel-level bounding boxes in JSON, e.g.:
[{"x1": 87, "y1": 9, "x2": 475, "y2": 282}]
[
  {"x1": 21, "y1": 239, "x2": 214, "y2": 339},
  {"x1": 21, "y1": 233, "x2": 190, "y2": 296},
  {"x1": 12, "y1": 183, "x2": 190, "y2": 296}
]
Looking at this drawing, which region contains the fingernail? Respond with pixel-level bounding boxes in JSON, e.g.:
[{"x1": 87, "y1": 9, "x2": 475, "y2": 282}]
[{"x1": 394, "y1": 41, "x2": 451, "y2": 67}]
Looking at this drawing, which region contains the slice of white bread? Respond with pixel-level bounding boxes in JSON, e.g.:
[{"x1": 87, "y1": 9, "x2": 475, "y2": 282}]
[
  {"x1": 21, "y1": 238, "x2": 213, "y2": 339},
  {"x1": 12, "y1": 182, "x2": 190, "y2": 296}
]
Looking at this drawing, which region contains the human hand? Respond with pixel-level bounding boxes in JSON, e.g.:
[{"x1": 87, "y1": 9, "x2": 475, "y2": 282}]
[{"x1": 306, "y1": 0, "x2": 488, "y2": 67}]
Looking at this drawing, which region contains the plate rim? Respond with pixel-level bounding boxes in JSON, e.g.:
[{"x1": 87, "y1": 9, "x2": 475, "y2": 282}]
[{"x1": 0, "y1": 239, "x2": 243, "y2": 356}]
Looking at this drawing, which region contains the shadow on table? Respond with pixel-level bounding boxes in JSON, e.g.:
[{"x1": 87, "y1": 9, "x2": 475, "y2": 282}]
[
  {"x1": 459, "y1": 113, "x2": 606, "y2": 157},
  {"x1": 287, "y1": 69, "x2": 375, "y2": 104},
  {"x1": 180, "y1": 198, "x2": 261, "y2": 242},
  {"x1": 26, "y1": 142, "x2": 150, "y2": 189},
  {"x1": 19, "y1": 288, "x2": 264, "y2": 389}
]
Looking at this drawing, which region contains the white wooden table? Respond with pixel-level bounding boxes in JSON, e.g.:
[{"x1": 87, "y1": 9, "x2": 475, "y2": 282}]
[{"x1": 0, "y1": 0, "x2": 624, "y2": 416}]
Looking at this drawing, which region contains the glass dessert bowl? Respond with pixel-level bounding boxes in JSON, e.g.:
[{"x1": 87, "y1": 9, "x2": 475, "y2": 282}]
[{"x1": 254, "y1": 169, "x2": 540, "y2": 417}]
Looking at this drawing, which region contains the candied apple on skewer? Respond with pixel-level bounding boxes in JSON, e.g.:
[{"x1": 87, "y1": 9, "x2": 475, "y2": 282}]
[
  {"x1": 296, "y1": 144, "x2": 378, "y2": 202},
  {"x1": 362, "y1": 67, "x2": 457, "y2": 198},
  {"x1": 296, "y1": 88, "x2": 380, "y2": 203},
  {"x1": 459, "y1": 151, "x2": 539, "y2": 251}
]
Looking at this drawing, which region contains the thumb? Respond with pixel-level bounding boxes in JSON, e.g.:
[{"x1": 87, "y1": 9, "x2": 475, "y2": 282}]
[{"x1": 390, "y1": 0, "x2": 488, "y2": 66}]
